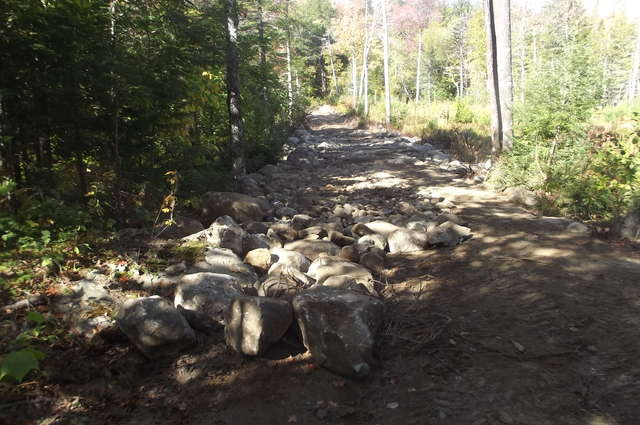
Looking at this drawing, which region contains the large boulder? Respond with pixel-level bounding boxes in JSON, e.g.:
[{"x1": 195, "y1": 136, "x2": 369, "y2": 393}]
[
  {"x1": 258, "y1": 264, "x2": 315, "y2": 299},
  {"x1": 427, "y1": 221, "x2": 472, "y2": 247},
  {"x1": 387, "y1": 229, "x2": 428, "y2": 253},
  {"x1": 365, "y1": 221, "x2": 402, "y2": 237},
  {"x1": 292, "y1": 287, "x2": 384, "y2": 379},
  {"x1": 307, "y1": 256, "x2": 374, "y2": 293},
  {"x1": 174, "y1": 272, "x2": 243, "y2": 327},
  {"x1": 270, "y1": 247, "x2": 311, "y2": 273},
  {"x1": 225, "y1": 297, "x2": 293, "y2": 356},
  {"x1": 283, "y1": 240, "x2": 341, "y2": 260},
  {"x1": 182, "y1": 215, "x2": 246, "y2": 256},
  {"x1": 116, "y1": 296, "x2": 196, "y2": 358},
  {"x1": 201, "y1": 191, "x2": 269, "y2": 224},
  {"x1": 244, "y1": 248, "x2": 276, "y2": 273},
  {"x1": 188, "y1": 247, "x2": 258, "y2": 288}
]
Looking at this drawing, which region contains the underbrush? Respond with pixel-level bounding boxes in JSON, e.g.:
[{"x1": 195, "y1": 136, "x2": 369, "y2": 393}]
[
  {"x1": 336, "y1": 96, "x2": 492, "y2": 162},
  {"x1": 490, "y1": 114, "x2": 640, "y2": 225}
]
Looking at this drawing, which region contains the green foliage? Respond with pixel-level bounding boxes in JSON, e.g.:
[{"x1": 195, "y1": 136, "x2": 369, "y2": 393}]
[
  {"x1": 453, "y1": 100, "x2": 474, "y2": 124},
  {"x1": 0, "y1": 311, "x2": 56, "y2": 383}
]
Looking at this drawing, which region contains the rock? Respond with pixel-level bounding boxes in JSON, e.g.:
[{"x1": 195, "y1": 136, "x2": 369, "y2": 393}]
[
  {"x1": 116, "y1": 296, "x2": 196, "y2": 358},
  {"x1": 351, "y1": 223, "x2": 376, "y2": 236},
  {"x1": 155, "y1": 216, "x2": 204, "y2": 239},
  {"x1": 270, "y1": 248, "x2": 311, "y2": 273},
  {"x1": 505, "y1": 186, "x2": 537, "y2": 208},
  {"x1": 427, "y1": 221, "x2": 472, "y2": 247},
  {"x1": 291, "y1": 214, "x2": 315, "y2": 231},
  {"x1": 242, "y1": 233, "x2": 271, "y2": 254},
  {"x1": 435, "y1": 199, "x2": 456, "y2": 210},
  {"x1": 292, "y1": 287, "x2": 384, "y2": 379},
  {"x1": 340, "y1": 245, "x2": 360, "y2": 263},
  {"x1": 359, "y1": 248, "x2": 385, "y2": 274},
  {"x1": 621, "y1": 209, "x2": 640, "y2": 242},
  {"x1": 299, "y1": 225, "x2": 328, "y2": 239},
  {"x1": 182, "y1": 215, "x2": 246, "y2": 256},
  {"x1": 357, "y1": 234, "x2": 387, "y2": 252},
  {"x1": 269, "y1": 223, "x2": 299, "y2": 242},
  {"x1": 192, "y1": 248, "x2": 258, "y2": 287},
  {"x1": 72, "y1": 315, "x2": 115, "y2": 340},
  {"x1": 397, "y1": 201, "x2": 419, "y2": 216},
  {"x1": 567, "y1": 221, "x2": 590, "y2": 235},
  {"x1": 201, "y1": 191, "x2": 269, "y2": 224},
  {"x1": 387, "y1": 229, "x2": 428, "y2": 253},
  {"x1": 174, "y1": 272, "x2": 243, "y2": 327},
  {"x1": 73, "y1": 280, "x2": 113, "y2": 304},
  {"x1": 165, "y1": 262, "x2": 187, "y2": 276},
  {"x1": 406, "y1": 220, "x2": 438, "y2": 233},
  {"x1": 365, "y1": 221, "x2": 402, "y2": 237},
  {"x1": 244, "y1": 248, "x2": 276, "y2": 273},
  {"x1": 328, "y1": 230, "x2": 355, "y2": 247},
  {"x1": 283, "y1": 240, "x2": 341, "y2": 261},
  {"x1": 307, "y1": 257, "x2": 374, "y2": 293},
  {"x1": 245, "y1": 221, "x2": 269, "y2": 234},
  {"x1": 258, "y1": 264, "x2": 315, "y2": 299},
  {"x1": 333, "y1": 205, "x2": 351, "y2": 219},
  {"x1": 435, "y1": 212, "x2": 467, "y2": 226},
  {"x1": 275, "y1": 206, "x2": 298, "y2": 218},
  {"x1": 225, "y1": 297, "x2": 293, "y2": 356},
  {"x1": 237, "y1": 175, "x2": 264, "y2": 197},
  {"x1": 258, "y1": 164, "x2": 279, "y2": 178},
  {"x1": 321, "y1": 275, "x2": 370, "y2": 294}
]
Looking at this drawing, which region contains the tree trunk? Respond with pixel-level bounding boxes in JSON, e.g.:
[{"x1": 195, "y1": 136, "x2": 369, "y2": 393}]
[
  {"x1": 110, "y1": 0, "x2": 123, "y2": 221},
  {"x1": 327, "y1": 38, "x2": 338, "y2": 95},
  {"x1": 415, "y1": 30, "x2": 422, "y2": 103},
  {"x1": 352, "y1": 52, "x2": 358, "y2": 107},
  {"x1": 484, "y1": 0, "x2": 502, "y2": 156},
  {"x1": 381, "y1": 0, "x2": 391, "y2": 128},
  {"x1": 224, "y1": 0, "x2": 245, "y2": 184},
  {"x1": 258, "y1": 0, "x2": 269, "y2": 106},
  {"x1": 495, "y1": 0, "x2": 513, "y2": 151}
]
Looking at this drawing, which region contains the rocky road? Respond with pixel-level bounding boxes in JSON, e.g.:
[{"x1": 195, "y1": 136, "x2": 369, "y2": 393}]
[{"x1": 9, "y1": 108, "x2": 640, "y2": 425}]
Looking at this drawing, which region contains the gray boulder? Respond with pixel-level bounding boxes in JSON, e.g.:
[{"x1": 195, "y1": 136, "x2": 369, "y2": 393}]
[
  {"x1": 270, "y1": 247, "x2": 311, "y2": 273},
  {"x1": 201, "y1": 191, "x2": 269, "y2": 224},
  {"x1": 258, "y1": 263, "x2": 315, "y2": 299},
  {"x1": 387, "y1": 229, "x2": 428, "y2": 253},
  {"x1": 190, "y1": 247, "x2": 258, "y2": 288},
  {"x1": 116, "y1": 296, "x2": 196, "y2": 358},
  {"x1": 174, "y1": 272, "x2": 243, "y2": 326},
  {"x1": 307, "y1": 256, "x2": 374, "y2": 293},
  {"x1": 244, "y1": 248, "x2": 276, "y2": 273},
  {"x1": 225, "y1": 297, "x2": 293, "y2": 356},
  {"x1": 182, "y1": 215, "x2": 246, "y2": 256},
  {"x1": 242, "y1": 233, "x2": 271, "y2": 254},
  {"x1": 283, "y1": 240, "x2": 341, "y2": 260},
  {"x1": 292, "y1": 287, "x2": 384, "y2": 379},
  {"x1": 427, "y1": 221, "x2": 472, "y2": 247},
  {"x1": 291, "y1": 214, "x2": 315, "y2": 230},
  {"x1": 357, "y1": 234, "x2": 387, "y2": 252}
]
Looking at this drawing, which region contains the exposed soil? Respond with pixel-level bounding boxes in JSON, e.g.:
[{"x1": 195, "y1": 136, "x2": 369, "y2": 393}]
[{"x1": 4, "y1": 112, "x2": 640, "y2": 425}]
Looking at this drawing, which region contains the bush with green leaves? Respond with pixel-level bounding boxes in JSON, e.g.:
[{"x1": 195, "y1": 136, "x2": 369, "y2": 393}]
[{"x1": 0, "y1": 311, "x2": 57, "y2": 383}]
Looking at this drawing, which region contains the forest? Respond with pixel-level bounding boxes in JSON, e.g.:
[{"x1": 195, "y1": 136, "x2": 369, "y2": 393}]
[{"x1": 1, "y1": 0, "x2": 640, "y2": 424}]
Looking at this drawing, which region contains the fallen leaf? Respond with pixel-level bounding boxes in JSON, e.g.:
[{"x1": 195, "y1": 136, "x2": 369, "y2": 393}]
[
  {"x1": 287, "y1": 415, "x2": 297, "y2": 423},
  {"x1": 386, "y1": 402, "x2": 399, "y2": 409}
]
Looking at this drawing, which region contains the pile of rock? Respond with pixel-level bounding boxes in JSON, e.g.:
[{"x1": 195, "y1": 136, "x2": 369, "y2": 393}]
[{"x1": 73, "y1": 128, "x2": 473, "y2": 380}]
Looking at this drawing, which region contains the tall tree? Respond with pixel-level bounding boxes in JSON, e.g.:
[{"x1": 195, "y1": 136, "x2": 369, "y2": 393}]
[
  {"x1": 629, "y1": 19, "x2": 640, "y2": 100},
  {"x1": 484, "y1": 0, "x2": 513, "y2": 155},
  {"x1": 381, "y1": 0, "x2": 391, "y2": 127},
  {"x1": 224, "y1": 0, "x2": 245, "y2": 183}
]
